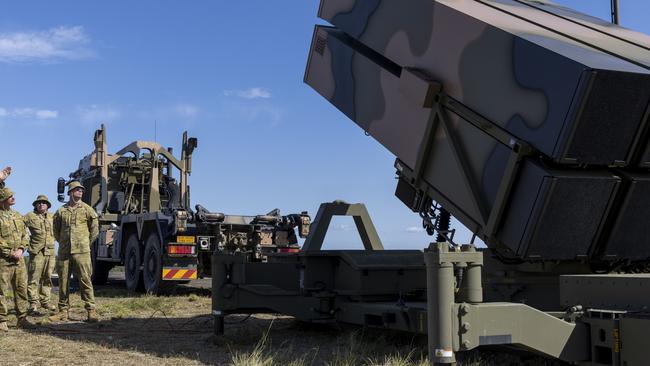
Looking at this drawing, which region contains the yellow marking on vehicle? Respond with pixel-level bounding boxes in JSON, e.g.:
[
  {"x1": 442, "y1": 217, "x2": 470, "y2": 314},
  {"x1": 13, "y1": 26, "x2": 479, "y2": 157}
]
[
  {"x1": 176, "y1": 235, "x2": 196, "y2": 244},
  {"x1": 162, "y1": 268, "x2": 197, "y2": 280}
]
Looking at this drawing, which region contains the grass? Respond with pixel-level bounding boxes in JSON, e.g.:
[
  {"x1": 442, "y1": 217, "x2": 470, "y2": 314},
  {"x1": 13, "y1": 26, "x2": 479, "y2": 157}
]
[
  {"x1": 229, "y1": 322, "x2": 429, "y2": 366},
  {"x1": 0, "y1": 282, "x2": 569, "y2": 366}
]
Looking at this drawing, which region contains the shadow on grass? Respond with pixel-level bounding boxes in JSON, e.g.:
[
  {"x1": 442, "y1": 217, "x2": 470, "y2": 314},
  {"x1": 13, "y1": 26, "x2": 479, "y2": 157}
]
[
  {"x1": 21, "y1": 280, "x2": 569, "y2": 366},
  {"x1": 20, "y1": 313, "x2": 571, "y2": 366},
  {"x1": 51, "y1": 278, "x2": 212, "y2": 299},
  {"x1": 25, "y1": 314, "x2": 259, "y2": 365},
  {"x1": 91, "y1": 284, "x2": 211, "y2": 299},
  {"x1": 22, "y1": 312, "x2": 435, "y2": 366}
]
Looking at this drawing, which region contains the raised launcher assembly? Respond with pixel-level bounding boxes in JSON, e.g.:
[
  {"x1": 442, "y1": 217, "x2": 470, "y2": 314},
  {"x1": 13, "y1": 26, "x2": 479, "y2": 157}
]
[{"x1": 212, "y1": 1, "x2": 650, "y2": 365}]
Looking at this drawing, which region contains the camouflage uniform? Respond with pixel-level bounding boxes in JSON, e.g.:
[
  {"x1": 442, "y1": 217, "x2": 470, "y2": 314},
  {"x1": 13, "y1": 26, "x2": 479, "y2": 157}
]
[
  {"x1": 53, "y1": 201, "x2": 98, "y2": 311},
  {"x1": 0, "y1": 204, "x2": 29, "y2": 323},
  {"x1": 24, "y1": 210, "x2": 56, "y2": 310}
]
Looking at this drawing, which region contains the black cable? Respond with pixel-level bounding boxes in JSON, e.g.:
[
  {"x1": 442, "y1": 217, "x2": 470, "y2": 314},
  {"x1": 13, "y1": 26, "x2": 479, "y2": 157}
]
[{"x1": 224, "y1": 314, "x2": 253, "y2": 324}]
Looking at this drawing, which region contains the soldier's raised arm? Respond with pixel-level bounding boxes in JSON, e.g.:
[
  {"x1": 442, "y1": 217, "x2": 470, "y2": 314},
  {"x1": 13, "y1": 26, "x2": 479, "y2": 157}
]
[{"x1": 0, "y1": 166, "x2": 11, "y2": 188}]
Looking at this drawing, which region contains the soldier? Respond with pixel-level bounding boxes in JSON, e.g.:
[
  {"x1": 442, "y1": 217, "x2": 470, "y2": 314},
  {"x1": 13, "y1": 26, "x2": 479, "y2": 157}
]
[
  {"x1": 0, "y1": 187, "x2": 34, "y2": 331},
  {"x1": 24, "y1": 195, "x2": 57, "y2": 315},
  {"x1": 49, "y1": 181, "x2": 99, "y2": 323}
]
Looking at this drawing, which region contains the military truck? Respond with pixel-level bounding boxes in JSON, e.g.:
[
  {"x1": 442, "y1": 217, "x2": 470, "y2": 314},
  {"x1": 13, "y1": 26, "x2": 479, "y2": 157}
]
[
  {"x1": 58, "y1": 125, "x2": 310, "y2": 294},
  {"x1": 211, "y1": 1, "x2": 650, "y2": 365}
]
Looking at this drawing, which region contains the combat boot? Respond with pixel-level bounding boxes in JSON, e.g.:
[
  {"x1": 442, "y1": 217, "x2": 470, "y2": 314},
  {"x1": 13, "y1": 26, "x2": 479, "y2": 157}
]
[
  {"x1": 42, "y1": 303, "x2": 57, "y2": 312},
  {"x1": 48, "y1": 310, "x2": 69, "y2": 322},
  {"x1": 0, "y1": 322, "x2": 8, "y2": 332},
  {"x1": 17, "y1": 317, "x2": 36, "y2": 329},
  {"x1": 28, "y1": 306, "x2": 42, "y2": 316},
  {"x1": 86, "y1": 309, "x2": 99, "y2": 323}
]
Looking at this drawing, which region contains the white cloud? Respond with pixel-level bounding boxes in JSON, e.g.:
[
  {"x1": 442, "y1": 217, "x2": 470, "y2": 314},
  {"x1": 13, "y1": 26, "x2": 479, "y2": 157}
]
[
  {"x1": 76, "y1": 105, "x2": 120, "y2": 124},
  {"x1": 0, "y1": 25, "x2": 93, "y2": 63},
  {"x1": 36, "y1": 109, "x2": 59, "y2": 119},
  {"x1": 406, "y1": 226, "x2": 424, "y2": 233},
  {"x1": 0, "y1": 107, "x2": 58, "y2": 120},
  {"x1": 173, "y1": 103, "x2": 199, "y2": 119},
  {"x1": 224, "y1": 87, "x2": 272, "y2": 99}
]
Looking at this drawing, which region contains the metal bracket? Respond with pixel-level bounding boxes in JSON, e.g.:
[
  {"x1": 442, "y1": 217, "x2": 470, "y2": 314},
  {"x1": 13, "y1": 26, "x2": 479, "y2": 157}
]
[
  {"x1": 395, "y1": 67, "x2": 536, "y2": 243},
  {"x1": 301, "y1": 201, "x2": 384, "y2": 252}
]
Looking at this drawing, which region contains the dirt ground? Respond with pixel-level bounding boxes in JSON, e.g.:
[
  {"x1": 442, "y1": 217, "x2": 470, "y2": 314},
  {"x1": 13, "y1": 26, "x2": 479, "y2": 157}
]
[
  {"x1": 0, "y1": 274, "x2": 568, "y2": 366},
  {"x1": 0, "y1": 277, "x2": 429, "y2": 366}
]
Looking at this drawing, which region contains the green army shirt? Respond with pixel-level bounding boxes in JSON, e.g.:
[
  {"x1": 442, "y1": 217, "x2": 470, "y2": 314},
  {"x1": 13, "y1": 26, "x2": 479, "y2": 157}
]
[
  {"x1": 24, "y1": 211, "x2": 55, "y2": 256},
  {"x1": 0, "y1": 208, "x2": 28, "y2": 259},
  {"x1": 53, "y1": 201, "x2": 99, "y2": 255}
]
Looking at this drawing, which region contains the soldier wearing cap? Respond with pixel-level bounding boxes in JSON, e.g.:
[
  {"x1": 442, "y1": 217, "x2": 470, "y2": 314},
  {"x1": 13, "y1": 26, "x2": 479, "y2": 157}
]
[
  {"x1": 24, "y1": 194, "x2": 57, "y2": 315},
  {"x1": 49, "y1": 181, "x2": 99, "y2": 323},
  {"x1": 0, "y1": 187, "x2": 34, "y2": 331}
]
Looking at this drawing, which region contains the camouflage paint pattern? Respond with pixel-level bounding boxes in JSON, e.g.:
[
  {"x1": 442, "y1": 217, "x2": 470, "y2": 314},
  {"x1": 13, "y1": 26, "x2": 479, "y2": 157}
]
[
  {"x1": 305, "y1": 0, "x2": 650, "y2": 260},
  {"x1": 24, "y1": 211, "x2": 55, "y2": 256},
  {"x1": 53, "y1": 201, "x2": 99, "y2": 255},
  {"x1": 0, "y1": 256, "x2": 28, "y2": 322},
  {"x1": 24, "y1": 211, "x2": 56, "y2": 307},
  {"x1": 0, "y1": 208, "x2": 28, "y2": 256},
  {"x1": 57, "y1": 252, "x2": 95, "y2": 310},
  {"x1": 0, "y1": 208, "x2": 29, "y2": 321},
  {"x1": 27, "y1": 249, "x2": 55, "y2": 308},
  {"x1": 313, "y1": 0, "x2": 650, "y2": 166}
]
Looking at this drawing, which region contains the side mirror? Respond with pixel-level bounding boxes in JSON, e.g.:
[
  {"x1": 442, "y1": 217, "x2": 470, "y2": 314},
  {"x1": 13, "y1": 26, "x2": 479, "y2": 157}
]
[
  {"x1": 57, "y1": 177, "x2": 66, "y2": 202},
  {"x1": 186, "y1": 137, "x2": 198, "y2": 156}
]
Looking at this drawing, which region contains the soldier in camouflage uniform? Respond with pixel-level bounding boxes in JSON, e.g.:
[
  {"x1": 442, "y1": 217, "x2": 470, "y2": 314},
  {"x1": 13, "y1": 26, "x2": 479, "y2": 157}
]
[
  {"x1": 0, "y1": 187, "x2": 34, "y2": 331},
  {"x1": 49, "y1": 181, "x2": 99, "y2": 323},
  {"x1": 24, "y1": 194, "x2": 57, "y2": 315}
]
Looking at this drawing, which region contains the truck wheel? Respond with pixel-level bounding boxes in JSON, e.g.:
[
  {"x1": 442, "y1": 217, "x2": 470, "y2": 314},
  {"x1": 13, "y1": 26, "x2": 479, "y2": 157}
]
[
  {"x1": 143, "y1": 232, "x2": 175, "y2": 294},
  {"x1": 125, "y1": 233, "x2": 144, "y2": 292},
  {"x1": 91, "y1": 243, "x2": 112, "y2": 285}
]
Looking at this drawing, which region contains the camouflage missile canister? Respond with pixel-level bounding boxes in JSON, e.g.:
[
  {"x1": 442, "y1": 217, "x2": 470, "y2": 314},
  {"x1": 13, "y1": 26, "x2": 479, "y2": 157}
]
[
  {"x1": 313, "y1": 0, "x2": 650, "y2": 166},
  {"x1": 305, "y1": 0, "x2": 650, "y2": 261}
]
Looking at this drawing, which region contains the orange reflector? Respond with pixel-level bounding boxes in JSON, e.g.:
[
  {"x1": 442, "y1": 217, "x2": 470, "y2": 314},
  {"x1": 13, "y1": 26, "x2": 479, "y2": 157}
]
[
  {"x1": 278, "y1": 247, "x2": 300, "y2": 253},
  {"x1": 167, "y1": 245, "x2": 195, "y2": 255}
]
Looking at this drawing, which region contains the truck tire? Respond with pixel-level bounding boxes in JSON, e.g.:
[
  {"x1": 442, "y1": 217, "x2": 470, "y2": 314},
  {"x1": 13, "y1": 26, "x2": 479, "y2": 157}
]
[
  {"x1": 143, "y1": 232, "x2": 176, "y2": 294},
  {"x1": 91, "y1": 243, "x2": 112, "y2": 285},
  {"x1": 125, "y1": 233, "x2": 144, "y2": 292}
]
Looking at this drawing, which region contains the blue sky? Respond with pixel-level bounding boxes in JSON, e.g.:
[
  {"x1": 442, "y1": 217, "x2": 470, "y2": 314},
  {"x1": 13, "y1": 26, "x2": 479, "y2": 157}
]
[{"x1": 1, "y1": 0, "x2": 648, "y2": 250}]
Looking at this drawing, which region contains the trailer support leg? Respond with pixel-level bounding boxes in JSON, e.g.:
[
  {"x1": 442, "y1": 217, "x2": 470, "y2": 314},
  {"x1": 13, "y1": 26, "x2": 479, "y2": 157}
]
[
  {"x1": 214, "y1": 311, "x2": 224, "y2": 336},
  {"x1": 461, "y1": 244, "x2": 482, "y2": 304},
  {"x1": 425, "y1": 243, "x2": 457, "y2": 365}
]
